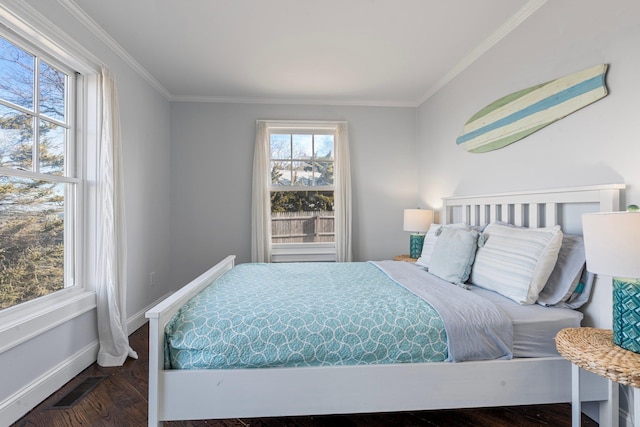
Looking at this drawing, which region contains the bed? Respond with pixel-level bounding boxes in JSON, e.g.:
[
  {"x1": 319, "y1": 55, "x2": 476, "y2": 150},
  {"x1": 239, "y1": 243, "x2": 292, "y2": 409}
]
[{"x1": 146, "y1": 184, "x2": 624, "y2": 426}]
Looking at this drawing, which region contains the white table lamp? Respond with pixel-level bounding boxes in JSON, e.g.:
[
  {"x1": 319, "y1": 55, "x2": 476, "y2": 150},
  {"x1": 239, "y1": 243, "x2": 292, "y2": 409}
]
[
  {"x1": 403, "y1": 208, "x2": 433, "y2": 258},
  {"x1": 582, "y1": 210, "x2": 640, "y2": 353}
]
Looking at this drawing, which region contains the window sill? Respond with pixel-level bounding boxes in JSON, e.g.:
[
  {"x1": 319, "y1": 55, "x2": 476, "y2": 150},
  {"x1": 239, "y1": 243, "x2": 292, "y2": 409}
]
[
  {"x1": 272, "y1": 242, "x2": 336, "y2": 263},
  {"x1": 0, "y1": 288, "x2": 96, "y2": 354}
]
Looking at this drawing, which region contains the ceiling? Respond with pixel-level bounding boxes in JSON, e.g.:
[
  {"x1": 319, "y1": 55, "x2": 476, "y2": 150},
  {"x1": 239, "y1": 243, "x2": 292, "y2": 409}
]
[{"x1": 67, "y1": 0, "x2": 541, "y2": 107}]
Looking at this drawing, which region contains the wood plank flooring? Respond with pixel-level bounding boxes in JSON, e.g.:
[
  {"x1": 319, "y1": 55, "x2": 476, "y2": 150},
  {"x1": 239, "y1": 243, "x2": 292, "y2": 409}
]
[{"x1": 13, "y1": 323, "x2": 598, "y2": 426}]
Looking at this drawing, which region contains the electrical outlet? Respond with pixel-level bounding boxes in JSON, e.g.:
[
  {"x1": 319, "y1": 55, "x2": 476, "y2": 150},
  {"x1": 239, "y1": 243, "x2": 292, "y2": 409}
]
[{"x1": 150, "y1": 272, "x2": 156, "y2": 287}]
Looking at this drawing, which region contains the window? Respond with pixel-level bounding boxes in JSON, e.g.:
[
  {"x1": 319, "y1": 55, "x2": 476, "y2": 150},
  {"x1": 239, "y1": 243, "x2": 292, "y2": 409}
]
[
  {"x1": 252, "y1": 121, "x2": 350, "y2": 263},
  {"x1": 0, "y1": 33, "x2": 77, "y2": 310},
  {"x1": 270, "y1": 130, "x2": 335, "y2": 245}
]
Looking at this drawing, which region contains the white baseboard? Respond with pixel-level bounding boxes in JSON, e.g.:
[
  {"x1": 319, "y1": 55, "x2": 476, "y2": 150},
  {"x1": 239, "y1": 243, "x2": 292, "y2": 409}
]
[
  {"x1": 0, "y1": 340, "x2": 99, "y2": 426},
  {"x1": 0, "y1": 292, "x2": 171, "y2": 426},
  {"x1": 127, "y1": 292, "x2": 172, "y2": 334}
]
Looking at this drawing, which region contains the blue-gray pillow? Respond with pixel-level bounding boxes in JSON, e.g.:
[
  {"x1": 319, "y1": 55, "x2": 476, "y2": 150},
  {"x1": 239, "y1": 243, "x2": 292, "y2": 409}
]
[
  {"x1": 428, "y1": 227, "x2": 480, "y2": 285},
  {"x1": 416, "y1": 223, "x2": 465, "y2": 268},
  {"x1": 537, "y1": 234, "x2": 586, "y2": 307},
  {"x1": 563, "y1": 269, "x2": 594, "y2": 309}
]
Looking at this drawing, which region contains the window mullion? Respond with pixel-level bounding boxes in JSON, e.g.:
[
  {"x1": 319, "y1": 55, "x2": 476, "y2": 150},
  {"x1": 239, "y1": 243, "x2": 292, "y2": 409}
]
[
  {"x1": 66, "y1": 72, "x2": 77, "y2": 178},
  {"x1": 288, "y1": 134, "x2": 293, "y2": 184},
  {"x1": 33, "y1": 57, "x2": 40, "y2": 173},
  {"x1": 311, "y1": 134, "x2": 316, "y2": 186},
  {"x1": 64, "y1": 71, "x2": 75, "y2": 288},
  {"x1": 64, "y1": 181, "x2": 76, "y2": 288},
  {"x1": 0, "y1": 166, "x2": 79, "y2": 184}
]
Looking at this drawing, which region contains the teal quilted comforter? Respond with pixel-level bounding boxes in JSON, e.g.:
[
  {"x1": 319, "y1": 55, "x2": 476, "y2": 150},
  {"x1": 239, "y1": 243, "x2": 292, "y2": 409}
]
[{"x1": 165, "y1": 262, "x2": 448, "y2": 369}]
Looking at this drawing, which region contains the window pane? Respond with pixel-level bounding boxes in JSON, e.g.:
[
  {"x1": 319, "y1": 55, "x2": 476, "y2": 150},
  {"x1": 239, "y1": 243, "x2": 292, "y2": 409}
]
[
  {"x1": 314, "y1": 161, "x2": 334, "y2": 185},
  {"x1": 270, "y1": 191, "x2": 334, "y2": 243},
  {"x1": 0, "y1": 37, "x2": 34, "y2": 110},
  {"x1": 292, "y1": 160, "x2": 312, "y2": 186},
  {"x1": 314, "y1": 134, "x2": 334, "y2": 159},
  {"x1": 0, "y1": 176, "x2": 66, "y2": 310},
  {"x1": 0, "y1": 104, "x2": 34, "y2": 171},
  {"x1": 292, "y1": 134, "x2": 312, "y2": 159},
  {"x1": 271, "y1": 160, "x2": 291, "y2": 186},
  {"x1": 39, "y1": 61, "x2": 66, "y2": 122},
  {"x1": 39, "y1": 119, "x2": 65, "y2": 175},
  {"x1": 270, "y1": 134, "x2": 290, "y2": 159}
]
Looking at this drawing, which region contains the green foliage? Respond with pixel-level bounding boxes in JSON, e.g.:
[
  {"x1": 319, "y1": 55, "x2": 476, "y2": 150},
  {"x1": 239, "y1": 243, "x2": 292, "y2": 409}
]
[
  {"x1": 270, "y1": 191, "x2": 334, "y2": 213},
  {"x1": 0, "y1": 177, "x2": 64, "y2": 309}
]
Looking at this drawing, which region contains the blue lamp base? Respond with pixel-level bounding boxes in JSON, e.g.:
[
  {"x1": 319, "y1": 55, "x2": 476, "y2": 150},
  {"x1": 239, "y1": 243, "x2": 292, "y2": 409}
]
[
  {"x1": 613, "y1": 277, "x2": 640, "y2": 354},
  {"x1": 409, "y1": 233, "x2": 425, "y2": 259}
]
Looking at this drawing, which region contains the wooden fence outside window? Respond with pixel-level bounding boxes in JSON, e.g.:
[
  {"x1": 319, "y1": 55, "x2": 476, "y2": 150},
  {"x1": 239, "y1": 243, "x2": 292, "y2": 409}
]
[{"x1": 271, "y1": 211, "x2": 335, "y2": 243}]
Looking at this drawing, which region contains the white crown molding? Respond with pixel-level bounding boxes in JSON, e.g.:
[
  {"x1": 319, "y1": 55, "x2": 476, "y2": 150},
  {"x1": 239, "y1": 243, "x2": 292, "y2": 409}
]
[
  {"x1": 170, "y1": 94, "x2": 417, "y2": 108},
  {"x1": 56, "y1": 0, "x2": 172, "y2": 100},
  {"x1": 416, "y1": 0, "x2": 548, "y2": 106}
]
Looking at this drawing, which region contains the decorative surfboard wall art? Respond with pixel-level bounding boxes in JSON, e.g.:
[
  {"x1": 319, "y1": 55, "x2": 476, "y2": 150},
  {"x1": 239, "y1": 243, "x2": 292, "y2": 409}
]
[{"x1": 456, "y1": 64, "x2": 608, "y2": 153}]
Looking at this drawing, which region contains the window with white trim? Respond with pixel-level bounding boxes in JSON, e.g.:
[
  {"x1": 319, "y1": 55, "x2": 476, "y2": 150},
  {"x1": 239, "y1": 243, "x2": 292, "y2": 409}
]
[
  {"x1": 0, "y1": 32, "x2": 77, "y2": 310},
  {"x1": 269, "y1": 127, "x2": 336, "y2": 261}
]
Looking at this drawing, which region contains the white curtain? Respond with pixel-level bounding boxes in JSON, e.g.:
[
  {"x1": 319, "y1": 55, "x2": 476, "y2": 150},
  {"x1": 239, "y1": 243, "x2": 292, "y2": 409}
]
[
  {"x1": 334, "y1": 123, "x2": 352, "y2": 262},
  {"x1": 251, "y1": 121, "x2": 272, "y2": 263},
  {"x1": 96, "y1": 66, "x2": 138, "y2": 367}
]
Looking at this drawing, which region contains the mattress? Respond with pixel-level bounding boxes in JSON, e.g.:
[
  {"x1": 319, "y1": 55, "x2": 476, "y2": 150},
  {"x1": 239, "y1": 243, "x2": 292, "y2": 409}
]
[
  {"x1": 165, "y1": 261, "x2": 578, "y2": 370},
  {"x1": 165, "y1": 262, "x2": 449, "y2": 369},
  {"x1": 471, "y1": 286, "x2": 583, "y2": 357}
]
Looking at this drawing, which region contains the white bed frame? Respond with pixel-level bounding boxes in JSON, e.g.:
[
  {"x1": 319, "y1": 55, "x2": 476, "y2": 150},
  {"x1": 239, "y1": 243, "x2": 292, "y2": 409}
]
[{"x1": 146, "y1": 184, "x2": 624, "y2": 426}]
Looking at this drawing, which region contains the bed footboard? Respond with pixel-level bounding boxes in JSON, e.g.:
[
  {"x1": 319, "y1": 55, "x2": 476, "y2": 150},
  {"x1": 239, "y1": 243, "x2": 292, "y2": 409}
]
[{"x1": 145, "y1": 255, "x2": 235, "y2": 427}]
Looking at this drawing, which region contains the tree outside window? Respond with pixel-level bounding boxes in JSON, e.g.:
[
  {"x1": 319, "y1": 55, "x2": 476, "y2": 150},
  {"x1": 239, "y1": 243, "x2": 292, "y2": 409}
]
[{"x1": 0, "y1": 35, "x2": 74, "y2": 310}]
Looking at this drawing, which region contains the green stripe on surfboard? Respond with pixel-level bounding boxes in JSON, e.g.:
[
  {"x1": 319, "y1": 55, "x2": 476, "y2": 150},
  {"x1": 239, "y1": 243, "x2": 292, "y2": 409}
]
[
  {"x1": 466, "y1": 83, "x2": 547, "y2": 124},
  {"x1": 467, "y1": 124, "x2": 549, "y2": 153}
]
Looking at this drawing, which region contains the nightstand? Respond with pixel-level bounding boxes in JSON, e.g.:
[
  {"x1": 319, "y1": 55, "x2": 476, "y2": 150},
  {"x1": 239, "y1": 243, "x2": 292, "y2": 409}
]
[
  {"x1": 556, "y1": 327, "x2": 640, "y2": 427},
  {"x1": 393, "y1": 254, "x2": 418, "y2": 263}
]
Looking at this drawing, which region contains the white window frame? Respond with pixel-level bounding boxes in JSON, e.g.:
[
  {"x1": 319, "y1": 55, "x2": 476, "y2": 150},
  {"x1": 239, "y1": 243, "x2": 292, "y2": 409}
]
[
  {"x1": 0, "y1": 3, "x2": 100, "y2": 353},
  {"x1": 267, "y1": 123, "x2": 338, "y2": 263}
]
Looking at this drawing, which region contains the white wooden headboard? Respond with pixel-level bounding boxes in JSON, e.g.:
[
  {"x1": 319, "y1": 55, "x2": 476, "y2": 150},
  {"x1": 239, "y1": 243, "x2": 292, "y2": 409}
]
[
  {"x1": 442, "y1": 184, "x2": 624, "y2": 228},
  {"x1": 442, "y1": 184, "x2": 625, "y2": 328}
]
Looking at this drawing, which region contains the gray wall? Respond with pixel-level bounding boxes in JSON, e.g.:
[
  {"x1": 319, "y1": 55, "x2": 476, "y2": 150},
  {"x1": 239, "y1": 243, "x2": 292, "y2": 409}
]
[
  {"x1": 1, "y1": 0, "x2": 172, "y2": 415},
  {"x1": 415, "y1": 0, "x2": 640, "y2": 422},
  {"x1": 416, "y1": 0, "x2": 640, "y2": 213},
  {"x1": 170, "y1": 102, "x2": 417, "y2": 286}
]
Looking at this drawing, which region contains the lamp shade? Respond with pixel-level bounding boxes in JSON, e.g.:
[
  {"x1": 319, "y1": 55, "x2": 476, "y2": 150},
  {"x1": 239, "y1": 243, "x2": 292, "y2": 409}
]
[
  {"x1": 582, "y1": 212, "x2": 640, "y2": 278},
  {"x1": 403, "y1": 209, "x2": 433, "y2": 233}
]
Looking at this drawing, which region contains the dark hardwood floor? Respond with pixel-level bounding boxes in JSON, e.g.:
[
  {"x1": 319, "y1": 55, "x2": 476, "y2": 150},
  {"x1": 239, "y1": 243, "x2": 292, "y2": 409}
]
[{"x1": 13, "y1": 323, "x2": 598, "y2": 426}]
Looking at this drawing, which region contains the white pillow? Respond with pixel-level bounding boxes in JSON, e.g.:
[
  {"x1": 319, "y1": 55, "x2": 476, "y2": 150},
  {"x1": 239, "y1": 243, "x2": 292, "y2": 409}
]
[
  {"x1": 415, "y1": 223, "x2": 466, "y2": 269},
  {"x1": 493, "y1": 225, "x2": 587, "y2": 307},
  {"x1": 470, "y1": 223, "x2": 563, "y2": 305}
]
